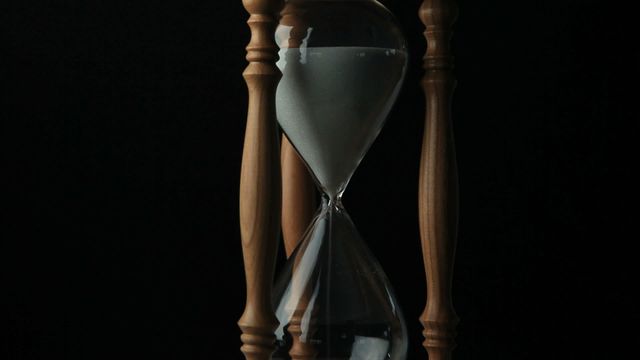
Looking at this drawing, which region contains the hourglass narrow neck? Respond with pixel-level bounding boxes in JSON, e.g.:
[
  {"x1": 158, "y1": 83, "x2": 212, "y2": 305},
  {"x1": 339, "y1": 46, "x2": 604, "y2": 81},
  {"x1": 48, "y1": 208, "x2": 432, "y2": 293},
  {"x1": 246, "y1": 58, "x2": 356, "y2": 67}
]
[{"x1": 322, "y1": 192, "x2": 344, "y2": 210}]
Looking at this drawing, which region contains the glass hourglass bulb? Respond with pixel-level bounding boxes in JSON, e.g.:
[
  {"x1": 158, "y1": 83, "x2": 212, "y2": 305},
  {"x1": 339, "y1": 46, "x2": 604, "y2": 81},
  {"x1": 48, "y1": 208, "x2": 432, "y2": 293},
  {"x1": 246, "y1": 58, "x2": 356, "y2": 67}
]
[{"x1": 273, "y1": 1, "x2": 408, "y2": 359}]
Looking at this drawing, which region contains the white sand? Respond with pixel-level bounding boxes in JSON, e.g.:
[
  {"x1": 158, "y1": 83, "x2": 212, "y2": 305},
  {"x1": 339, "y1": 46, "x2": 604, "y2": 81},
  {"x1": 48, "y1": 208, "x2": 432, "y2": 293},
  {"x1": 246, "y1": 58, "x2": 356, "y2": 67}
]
[{"x1": 276, "y1": 46, "x2": 406, "y2": 197}]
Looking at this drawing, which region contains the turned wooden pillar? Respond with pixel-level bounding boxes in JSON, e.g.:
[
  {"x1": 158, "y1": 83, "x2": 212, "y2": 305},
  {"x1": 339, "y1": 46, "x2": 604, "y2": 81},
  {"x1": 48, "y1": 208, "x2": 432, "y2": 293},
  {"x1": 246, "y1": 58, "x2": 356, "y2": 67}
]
[
  {"x1": 278, "y1": 5, "x2": 319, "y2": 359},
  {"x1": 279, "y1": 2, "x2": 317, "y2": 258},
  {"x1": 281, "y1": 139, "x2": 316, "y2": 256},
  {"x1": 238, "y1": 0, "x2": 284, "y2": 359},
  {"x1": 418, "y1": 0, "x2": 460, "y2": 359}
]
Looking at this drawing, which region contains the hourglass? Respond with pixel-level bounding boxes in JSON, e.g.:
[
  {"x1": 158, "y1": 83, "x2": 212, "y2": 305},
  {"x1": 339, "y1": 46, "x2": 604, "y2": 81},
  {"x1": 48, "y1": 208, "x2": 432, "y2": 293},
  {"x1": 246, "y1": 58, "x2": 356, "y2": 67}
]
[
  {"x1": 238, "y1": 0, "x2": 460, "y2": 359},
  {"x1": 271, "y1": 0, "x2": 408, "y2": 359}
]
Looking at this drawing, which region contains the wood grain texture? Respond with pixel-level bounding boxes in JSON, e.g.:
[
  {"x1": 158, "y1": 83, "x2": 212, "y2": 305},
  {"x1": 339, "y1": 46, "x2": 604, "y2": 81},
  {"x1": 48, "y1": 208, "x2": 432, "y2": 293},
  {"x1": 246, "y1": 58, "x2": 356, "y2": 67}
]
[
  {"x1": 281, "y1": 137, "x2": 316, "y2": 257},
  {"x1": 238, "y1": 0, "x2": 284, "y2": 359},
  {"x1": 418, "y1": 0, "x2": 460, "y2": 359}
]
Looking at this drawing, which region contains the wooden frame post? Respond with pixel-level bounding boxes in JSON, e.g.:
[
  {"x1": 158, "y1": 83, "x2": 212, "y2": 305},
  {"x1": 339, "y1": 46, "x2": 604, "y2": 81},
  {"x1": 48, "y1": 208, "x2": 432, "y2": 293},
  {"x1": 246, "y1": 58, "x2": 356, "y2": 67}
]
[
  {"x1": 279, "y1": 7, "x2": 318, "y2": 357},
  {"x1": 238, "y1": 0, "x2": 284, "y2": 359},
  {"x1": 418, "y1": 0, "x2": 460, "y2": 359},
  {"x1": 281, "y1": 136, "x2": 316, "y2": 257},
  {"x1": 279, "y1": 2, "x2": 317, "y2": 258}
]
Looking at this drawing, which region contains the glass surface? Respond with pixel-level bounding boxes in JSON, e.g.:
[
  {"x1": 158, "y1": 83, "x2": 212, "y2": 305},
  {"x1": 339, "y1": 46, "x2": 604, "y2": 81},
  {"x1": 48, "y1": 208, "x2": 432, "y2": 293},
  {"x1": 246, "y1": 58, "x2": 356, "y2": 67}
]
[{"x1": 273, "y1": 1, "x2": 408, "y2": 359}]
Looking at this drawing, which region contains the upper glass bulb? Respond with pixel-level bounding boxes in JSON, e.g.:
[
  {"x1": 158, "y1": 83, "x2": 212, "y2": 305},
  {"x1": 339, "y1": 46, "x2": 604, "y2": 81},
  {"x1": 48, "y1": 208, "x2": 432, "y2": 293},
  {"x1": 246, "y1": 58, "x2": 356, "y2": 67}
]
[{"x1": 275, "y1": 0, "x2": 408, "y2": 198}]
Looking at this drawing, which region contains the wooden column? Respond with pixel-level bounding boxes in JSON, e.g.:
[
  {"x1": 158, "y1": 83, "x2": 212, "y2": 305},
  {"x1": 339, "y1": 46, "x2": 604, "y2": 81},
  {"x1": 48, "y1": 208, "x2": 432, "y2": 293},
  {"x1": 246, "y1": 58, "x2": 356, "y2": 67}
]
[
  {"x1": 280, "y1": 2, "x2": 317, "y2": 258},
  {"x1": 279, "y1": 6, "x2": 319, "y2": 359},
  {"x1": 418, "y1": 0, "x2": 460, "y2": 359},
  {"x1": 238, "y1": 0, "x2": 284, "y2": 359},
  {"x1": 281, "y1": 138, "x2": 316, "y2": 256}
]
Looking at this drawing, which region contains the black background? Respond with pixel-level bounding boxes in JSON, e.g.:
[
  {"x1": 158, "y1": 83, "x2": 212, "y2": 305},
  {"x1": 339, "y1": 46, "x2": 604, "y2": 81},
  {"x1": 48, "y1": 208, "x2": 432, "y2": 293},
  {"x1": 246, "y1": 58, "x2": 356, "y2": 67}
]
[{"x1": 4, "y1": 0, "x2": 639, "y2": 359}]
